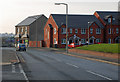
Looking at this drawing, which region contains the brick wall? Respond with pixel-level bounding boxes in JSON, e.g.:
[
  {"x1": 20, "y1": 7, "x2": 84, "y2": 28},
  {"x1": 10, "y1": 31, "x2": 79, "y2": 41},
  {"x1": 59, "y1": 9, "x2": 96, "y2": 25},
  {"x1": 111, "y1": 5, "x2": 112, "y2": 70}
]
[
  {"x1": 58, "y1": 22, "x2": 104, "y2": 48},
  {"x1": 29, "y1": 41, "x2": 43, "y2": 47},
  {"x1": 105, "y1": 25, "x2": 120, "y2": 43},
  {"x1": 44, "y1": 15, "x2": 59, "y2": 48}
]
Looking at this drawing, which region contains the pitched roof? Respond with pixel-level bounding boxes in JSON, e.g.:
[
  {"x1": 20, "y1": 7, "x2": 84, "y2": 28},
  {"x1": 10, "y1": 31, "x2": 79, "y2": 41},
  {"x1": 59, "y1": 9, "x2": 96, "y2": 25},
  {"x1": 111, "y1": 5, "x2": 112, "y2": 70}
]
[
  {"x1": 96, "y1": 11, "x2": 120, "y2": 25},
  {"x1": 15, "y1": 15, "x2": 43, "y2": 27},
  {"x1": 51, "y1": 14, "x2": 104, "y2": 28}
]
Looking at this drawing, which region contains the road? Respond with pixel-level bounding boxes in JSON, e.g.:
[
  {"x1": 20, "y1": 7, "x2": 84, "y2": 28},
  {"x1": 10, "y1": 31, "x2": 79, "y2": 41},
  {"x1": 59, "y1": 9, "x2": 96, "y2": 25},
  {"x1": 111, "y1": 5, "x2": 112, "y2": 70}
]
[{"x1": 2, "y1": 47, "x2": 119, "y2": 81}]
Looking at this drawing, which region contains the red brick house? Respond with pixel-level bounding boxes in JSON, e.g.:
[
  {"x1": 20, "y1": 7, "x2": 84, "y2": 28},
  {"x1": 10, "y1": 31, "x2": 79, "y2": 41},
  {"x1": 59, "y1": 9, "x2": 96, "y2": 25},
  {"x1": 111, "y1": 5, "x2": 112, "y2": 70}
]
[
  {"x1": 94, "y1": 11, "x2": 120, "y2": 43},
  {"x1": 15, "y1": 14, "x2": 47, "y2": 47},
  {"x1": 44, "y1": 14, "x2": 104, "y2": 48}
]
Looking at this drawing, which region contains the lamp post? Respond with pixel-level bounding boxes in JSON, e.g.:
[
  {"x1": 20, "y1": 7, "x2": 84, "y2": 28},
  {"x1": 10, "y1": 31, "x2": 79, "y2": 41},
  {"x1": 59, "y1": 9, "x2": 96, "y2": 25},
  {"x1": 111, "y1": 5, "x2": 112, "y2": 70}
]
[
  {"x1": 55, "y1": 3, "x2": 68, "y2": 53},
  {"x1": 88, "y1": 22, "x2": 90, "y2": 45},
  {"x1": 88, "y1": 22, "x2": 93, "y2": 45}
]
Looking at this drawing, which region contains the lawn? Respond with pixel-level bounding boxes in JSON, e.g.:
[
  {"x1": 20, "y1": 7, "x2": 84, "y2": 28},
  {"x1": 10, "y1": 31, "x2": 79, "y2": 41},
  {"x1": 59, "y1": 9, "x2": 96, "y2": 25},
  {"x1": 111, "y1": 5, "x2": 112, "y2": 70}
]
[{"x1": 76, "y1": 44, "x2": 120, "y2": 54}]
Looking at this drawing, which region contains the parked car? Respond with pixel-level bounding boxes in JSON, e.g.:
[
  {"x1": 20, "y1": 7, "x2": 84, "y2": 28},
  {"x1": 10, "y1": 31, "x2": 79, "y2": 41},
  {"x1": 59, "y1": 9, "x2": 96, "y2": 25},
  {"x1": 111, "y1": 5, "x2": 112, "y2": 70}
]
[
  {"x1": 68, "y1": 43, "x2": 82, "y2": 48},
  {"x1": 16, "y1": 43, "x2": 26, "y2": 51}
]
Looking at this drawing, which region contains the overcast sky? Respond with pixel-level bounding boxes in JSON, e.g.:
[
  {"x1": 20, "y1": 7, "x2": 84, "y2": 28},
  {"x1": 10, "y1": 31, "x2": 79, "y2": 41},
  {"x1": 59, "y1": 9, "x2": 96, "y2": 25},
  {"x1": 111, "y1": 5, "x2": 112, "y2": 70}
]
[{"x1": 0, "y1": 0, "x2": 119, "y2": 34}]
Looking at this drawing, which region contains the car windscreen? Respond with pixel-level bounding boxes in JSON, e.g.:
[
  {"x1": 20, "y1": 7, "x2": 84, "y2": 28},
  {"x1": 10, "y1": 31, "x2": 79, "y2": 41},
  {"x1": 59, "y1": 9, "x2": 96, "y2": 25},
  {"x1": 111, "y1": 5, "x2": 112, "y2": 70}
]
[{"x1": 20, "y1": 44, "x2": 25, "y2": 47}]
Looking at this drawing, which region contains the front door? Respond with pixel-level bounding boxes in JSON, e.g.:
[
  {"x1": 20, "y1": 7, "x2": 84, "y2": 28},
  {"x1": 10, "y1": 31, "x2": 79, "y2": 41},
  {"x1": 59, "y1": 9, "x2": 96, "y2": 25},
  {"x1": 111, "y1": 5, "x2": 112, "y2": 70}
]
[
  {"x1": 69, "y1": 40, "x2": 73, "y2": 44},
  {"x1": 90, "y1": 39, "x2": 94, "y2": 44}
]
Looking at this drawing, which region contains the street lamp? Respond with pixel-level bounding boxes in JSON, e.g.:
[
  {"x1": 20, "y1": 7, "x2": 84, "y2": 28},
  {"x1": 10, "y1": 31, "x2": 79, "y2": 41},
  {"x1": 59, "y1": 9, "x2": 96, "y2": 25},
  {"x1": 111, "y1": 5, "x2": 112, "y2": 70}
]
[
  {"x1": 55, "y1": 3, "x2": 68, "y2": 53},
  {"x1": 88, "y1": 22, "x2": 92, "y2": 45}
]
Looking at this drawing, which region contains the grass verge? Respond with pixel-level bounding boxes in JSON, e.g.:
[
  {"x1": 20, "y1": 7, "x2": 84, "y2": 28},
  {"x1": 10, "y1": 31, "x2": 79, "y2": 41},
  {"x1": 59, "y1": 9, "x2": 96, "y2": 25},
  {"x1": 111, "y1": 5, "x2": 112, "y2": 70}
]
[{"x1": 76, "y1": 44, "x2": 120, "y2": 54}]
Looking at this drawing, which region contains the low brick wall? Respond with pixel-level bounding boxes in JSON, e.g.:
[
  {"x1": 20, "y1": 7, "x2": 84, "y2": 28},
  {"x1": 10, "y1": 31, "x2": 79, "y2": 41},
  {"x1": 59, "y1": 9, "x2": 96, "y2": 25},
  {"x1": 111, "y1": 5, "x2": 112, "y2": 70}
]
[{"x1": 68, "y1": 49, "x2": 119, "y2": 59}]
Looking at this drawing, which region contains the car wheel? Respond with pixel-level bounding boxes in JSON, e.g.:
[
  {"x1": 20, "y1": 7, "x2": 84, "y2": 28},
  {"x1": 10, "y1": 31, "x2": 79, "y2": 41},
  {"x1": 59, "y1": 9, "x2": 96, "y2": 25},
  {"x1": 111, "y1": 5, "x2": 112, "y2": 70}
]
[{"x1": 24, "y1": 49, "x2": 26, "y2": 51}]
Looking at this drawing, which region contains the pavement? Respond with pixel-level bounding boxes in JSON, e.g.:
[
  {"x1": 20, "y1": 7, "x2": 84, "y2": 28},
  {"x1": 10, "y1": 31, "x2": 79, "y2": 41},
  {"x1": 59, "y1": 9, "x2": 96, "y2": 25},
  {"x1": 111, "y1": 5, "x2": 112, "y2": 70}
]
[
  {"x1": 2, "y1": 47, "x2": 26, "y2": 81},
  {"x1": 35, "y1": 47, "x2": 119, "y2": 64},
  {"x1": 1, "y1": 47, "x2": 119, "y2": 82}
]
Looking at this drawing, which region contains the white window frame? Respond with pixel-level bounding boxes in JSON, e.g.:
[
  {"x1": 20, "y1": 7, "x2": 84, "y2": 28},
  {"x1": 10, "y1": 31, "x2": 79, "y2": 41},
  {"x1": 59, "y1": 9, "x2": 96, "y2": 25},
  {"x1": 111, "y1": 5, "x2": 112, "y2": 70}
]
[
  {"x1": 81, "y1": 28, "x2": 86, "y2": 34},
  {"x1": 96, "y1": 28, "x2": 101, "y2": 34},
  {"x1": 48, "y1": 32, "x2": 49, "y2": 39},
  {"x1": 54, "y1": 28, "x2": 57, "y2": 34},
  {"x1": 61, "y1": 28, "x2": 66, "y2": 34},
  {"x1": 25, "y1": 27, "x2": 27, "y2": 32},
  {"x1": 90, "y1": 28, "x2": 93, "y2": 34},
  {"x1": 108, "y1": 28, "x2": 111, "y2": 34},
  {"x1": 81, "y1": 39, "x2": 86, "y2": 44},
  {"x1": 46, "y1": 29, "x2": 47, "y2": 34},
  {"x1": 61, "y1": 39, "x2": 66, "y2": 44},
  {"x1": 54, "y1": 38, "x2": 57, "y2": 44},
  {"x1": 116, "y1": 28, "x2": 119, "y2": 34},
  {"x1": 70, "y1": 28, "x2": 72, "y2": 34},
  {"x1": 108, "y1": 38, "x2": 111, "y2": 44},
  {"x1": 17, "y1": 28, "x2": 19, "y2": 34},
  {"x1": 108, "y1": 18, "x2": 111, "y2": 23},
  {"x1": 21, "y1": 27, "x2": 24, "y2": 32},
  {"x1": 75, "y1": 29, "x2": 78, "y2": 33},
  {"x1": 96, "y1": 38, "x2": 101, "y2": 43}
]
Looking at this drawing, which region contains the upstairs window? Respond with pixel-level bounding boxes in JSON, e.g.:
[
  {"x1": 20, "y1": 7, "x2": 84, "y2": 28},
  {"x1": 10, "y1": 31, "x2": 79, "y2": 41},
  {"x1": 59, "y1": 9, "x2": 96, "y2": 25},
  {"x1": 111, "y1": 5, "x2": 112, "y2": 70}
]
[
  {"x1": 48, "y1": 32, "x2": 49, "y2": 39},
  {"x1": 90, "y1": 28, "x2": 93, "y2": 34},
  {"x1": 75, "y1": 29, "x2": 78, "y2": 33},
  {"x1": 25, "y1": 27, "x2": 27, "y2": 32},
  {"x1": 116, "y1": 28, "x2": 119, "y2": 34},
  {"x1": 54, "y1": 28, "x2": 57, "y2": 34},
  {"x1": 21, "y1": 27, "x2": 24, "y2": 32},
  {"x1": 81, "y1": 28, "x2": 86, "y2": 34},
  {"x1": 108, "y1": 28, "x2": 111, "y2": 34},
  {"x1": 70, "y1": 28, "x2": 72, "y2": 34},
  {"x1": 108, "y1": 18, "x2": 111, "y2": 23},
  {"x1": 61, "y1": 28, "x2": 66, "y2": 34},
  {"x1": 96, "y1": 28, "x2": 101, "y2": 34},
  {"x1": 17, "y1": 28, "x2": 19, "y2": 34}
]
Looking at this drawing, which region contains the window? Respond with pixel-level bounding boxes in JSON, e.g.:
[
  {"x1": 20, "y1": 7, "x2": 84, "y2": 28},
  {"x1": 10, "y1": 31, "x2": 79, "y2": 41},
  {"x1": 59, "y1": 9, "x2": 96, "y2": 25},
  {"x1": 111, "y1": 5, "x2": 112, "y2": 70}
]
[
  {"x1": 61, "y1": 28, "x2": 66, "y2": 34},
  {"x1": 25, "y1": 27, "x2": 27, "y2": 32},
  {"x1": 54, "y1": 38, "x2": 57, "y2": 44},
  {"x1": 61, "y1": 39, "x2": 66, "y2": 44},
  {"x1": 116, "y1": 28, "x2": 119, "y2": 34},
  {"x1": 108, "y1": 38, "x2": 111, "y2": 44},
  {"x1": 96, "y1": 39, "x2": 101, "y2": 43},
  {"x1": 21, "y1": 27, "x2": 24, "y2": 32},
  {"x1": 70, "y1": 29, "x2": 72, "y2": 34},
  {"x1": 108, "y1": 28, "x2": 111, "y2": 34},
  {"x1": 75, "y1": 29, "x2": 78, "y2": 33},
  {"x1": 108, "y1": 18, "x2": 111, "y2": 23},
  {"x1": 96, "y1": 28, "x2": 101, "y2": 34},
  {"x1": 48, "y1": 32, "x2": 49, "y2": 39},
  {"x1": 81, "y1": 39, "x2": 86, "y2": 44},
  {"x1": 81, "y1": 28, "x2": 86, "y2": 34},
  {"x1": 17, "y1": 28, "x2": 19, "y2": 34},
  {"x1": 90, "y1": 28, "x2": 93, "y2": 34},
  {"x1": 54, "y1": 28, "x2": 57, "y2": 34},
  {"x1": 46, "y1": 29, "x2": 47, "y2": 33},
  {"x1": 112, "y1": 28, "x2": 113, "y2": 34}
]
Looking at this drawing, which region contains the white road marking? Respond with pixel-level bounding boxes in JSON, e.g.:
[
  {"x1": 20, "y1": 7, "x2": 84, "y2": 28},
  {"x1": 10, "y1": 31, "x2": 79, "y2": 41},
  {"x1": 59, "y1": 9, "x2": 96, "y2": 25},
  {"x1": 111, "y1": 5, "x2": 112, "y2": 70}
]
[
  {"x1": 87, "y1": 70, "x2": 112, "y2": 80},
  {"x1": 12, "y1": 64, "x2": 16, "y2": 73},
  {"x1": 15, "y1": 53, "x2": 29, "y2": 82},
  {"x1": 66, "y1": 63, "x2": 79, "y2": 68},
  {"x1": 19, "y1": 64, "x2": 29, "y2": 82}
]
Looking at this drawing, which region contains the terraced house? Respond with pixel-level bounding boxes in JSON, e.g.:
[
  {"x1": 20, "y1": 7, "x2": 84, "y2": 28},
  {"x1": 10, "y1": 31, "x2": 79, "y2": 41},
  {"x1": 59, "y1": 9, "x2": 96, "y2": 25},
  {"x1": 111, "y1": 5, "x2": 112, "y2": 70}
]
[
  {"x1": 94, "y1": 11, "x2": 120, "y2": 43},
  {"x1": 44, "y1": 14, "x2": 104, "y2": 48},
  {"x1": 15, "y1": 14, "x2": 47, "y2": 47}
]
